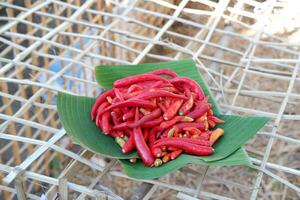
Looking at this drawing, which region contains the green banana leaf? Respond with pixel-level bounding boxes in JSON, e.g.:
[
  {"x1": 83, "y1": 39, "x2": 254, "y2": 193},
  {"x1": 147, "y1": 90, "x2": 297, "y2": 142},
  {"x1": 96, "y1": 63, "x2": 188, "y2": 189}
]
[{"x1": 56, "y1": 59, "x2": 269, "y2": 179}]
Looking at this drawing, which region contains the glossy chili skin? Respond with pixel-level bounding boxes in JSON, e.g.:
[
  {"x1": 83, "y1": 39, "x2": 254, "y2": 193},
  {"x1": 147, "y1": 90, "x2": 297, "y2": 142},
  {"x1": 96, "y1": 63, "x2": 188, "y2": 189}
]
[
  {"x1": 114, "y1": 74, "x2": 170, "y2": 88},
  {"x1": 91, "y1": 89, "x2": 114, "y2": 120}
]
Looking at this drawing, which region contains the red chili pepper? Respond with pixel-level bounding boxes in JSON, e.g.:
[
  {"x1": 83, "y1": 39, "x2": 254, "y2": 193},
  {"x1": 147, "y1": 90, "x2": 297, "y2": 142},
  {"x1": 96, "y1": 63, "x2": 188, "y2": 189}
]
[
  {"x1": 207, "y1": 115, "x2": 224, "y2": 124},
  {"x1": 124, "y1": 90, "x2": 143, "y2": 99},
  {"x1": 163, "y1": 99, "x2": 184, "y2": 120},
  {"x1": 97, "y1": 99, "x2": 156, "y2": 117},
  {"x1": 113, "y1": 122, "x2": 130, "y2": 131},
  {"x1": 168, "y1": 146, "x2": 180, "y2": 151},
  {"x1": 91, "y1": 89, "x2": 114, "y2": 120},
  {"x1": 130, "y1": 108, "x2": 161, "y2": 128},
  {"x1": 113, "y1": 88, "x2": 124, "y2": 101},
  {"x1": 170, "y1": 77, "x2": 205, "y2": 100},
  {"x1": 101, "y1": 111, "x2": 112, "y2": 135},
  {"x1": 208, "y1": 119, "x2": 216, "y2": 128},
  {"x1": 170, "y1": 150, "x2": 182, "y2": 160},
  {"x1": 143, "y1": 129, "x2": 150, "y2": 142},
  {"x1": 183, "y1": 84, "x2": 191, "y2": 97},
  {"x1": 114, "y1": 74, "x2": 170, "y2": 88},
  {"x1": 122, "y1": 109, "x2": 135, "y2": 121},
  {"x1": 110, "y1": 131, "x2": 124, "y2": 138},
  {"x1": 182, "y1": 127, "x2": 201, "y2": 135},
  {"x1": 175, "y1": 122, "x2": 205, "y2": 131},
  {"x1": 133, "y1": 89, "x2": 188, "y2": 100},
  {"x1": 154, "y1": 137, "x2": 211, "y2": 147},
  {"x1": 111, "y1": 111, "x2": 120, "y2": 125},
  {"x1": 179, "y1": 93, "x2": 194, "y2": 115},
  {"x1": 151, "y1": 80, "x2": 164, "y2": 88},
  {"x1": 139, "y1": 108, "x2": 151, "y2": 115},
  {"x1": 148, "y1": 68, "x2": 178, "y2": 78},
  {"x1": 154, "y1": 140, "x2": 213, "y2": 156},
  {"x1": 127, "y1": 84, "x2": 143, "y2": 93},
  {"x1": 133, "y1": 108, "x2": 154, "y2": 166},
  {"x1": 122, "y1": 133, "x2": 135, "y2": 153},
  {"x1": 157, "y1": 102, "x2": 167, "y2": 112},
  {"x1": 141, "y1": 117, "x2": 163, "y2": 128},
  {"x1": 187, "y1": 104, "x2": 210, "y2": 119},
  {"x1": 160, "y1": 116, "x2": 193, "y2": 130},
  {"x1": 95, "y1": 101, "x2": 110, "y2": 127}
]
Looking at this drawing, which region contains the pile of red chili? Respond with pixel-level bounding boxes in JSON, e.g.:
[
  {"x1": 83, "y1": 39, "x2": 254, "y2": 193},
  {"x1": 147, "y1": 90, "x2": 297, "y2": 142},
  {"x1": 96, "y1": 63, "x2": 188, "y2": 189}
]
[{"x1": 91, "y1": 69, "x2": 224, "y2": 167}]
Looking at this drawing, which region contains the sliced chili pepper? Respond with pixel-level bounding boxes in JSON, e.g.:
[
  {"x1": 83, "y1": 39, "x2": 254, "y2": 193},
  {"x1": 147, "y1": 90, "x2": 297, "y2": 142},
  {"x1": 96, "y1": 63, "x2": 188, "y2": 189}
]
[
  {"x1": 170, "y1": 150, "x2": 182, "y2": 160},
  {"x1": 179, "y1": 93, "x2": 194, "y2": 115},
  {"x1": 122, "y1": 134, "x2": 135, "y2": 153},
  {"x1": 148, "y1": 68, "x2": 178, "y2": 78},
  {"x1": 209, "y1": 128, "x2": 224, "y2": 145},
  {"x1": 154, "y1": 137, "x2": 211, "y2": 147},
  {"x1": 187, "y1": 104, "x2": 210, "y2": 119},
  {"x1": 154, "y1": 140, "x2": 213, "y2": 156},
  {"x1": 114, "y1": 74, "x2": 170, "y2": 88},
  {"x1": 163, "y1": 99, "x2": 183, "y2": 120},
  {"x1": 207, "y1": 115, "x2": 224, "y2": 124},
  {"x1": 141, "y1": 117, "x2": 163, "y2": 128},
  {"x1": 170, "y1": 77, "x2": 205, "y2": 100},
  {"x1": 91, "y1": 89, "x2": 114, "y2": 120},
  {"x1": 133, "y1": 108, "x2": 154, "y2": 167}
]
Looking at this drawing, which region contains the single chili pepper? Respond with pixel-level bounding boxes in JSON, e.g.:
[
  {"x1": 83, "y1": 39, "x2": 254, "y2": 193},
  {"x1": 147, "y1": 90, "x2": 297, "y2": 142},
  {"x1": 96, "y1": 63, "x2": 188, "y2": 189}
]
[
  {"x1": 102, "y1": 111, "x2": 112, "y2": 134},
  {"x1": 157, "y1": 102, "x2": 167, "y2": 112},
  {"x1": 160, "y1": 116, "x2": 193, "y2": 130},
  {"x1": 143, "y1": 129, "x2": 150, "y2": 142},
  {"x1": 175, "y1": 122, "x2": 205, "y2": 131},
  {"x1": 170, "y1": 77, "x2": 205, "y2": 100},
  {"x1": 170, "y1": 150, "x2": 182, "y2": 160},
  {"x1": 111, "y1": 111, "x2": 120, "y2": 125},
  {"x1": 122, "y1": 134, "x2": 135, "y2": 153},
  {"x1": 133, "y1": 108, "x2": 155, "y2": 167},
  {"x1": 207, "y1": 116, "x2": 224, "y2": 124},
  {"x1": 124, "y1": 90, "x2": 143, "y2": 99},
  {"x1": 183, "y1": 84, "x2": 191, "y2": 97},
  {"x1": 199, "y1": 132, "x2": 210, "y2": 140},
  {"x1": 208, "y1": 119, "x2": 216, "y2": 128},
  {"x1": 95, "y1": 101, "x2": 110, "y2": 127},
  {"x1": 97, "y1": 99, "x2": 156, "y2": 117},
  {"x1": 139, "y1": 108, "x2": 151, "y2": 115},
  {"x1": 149, "y1": 128, "x2": 162, "y2": 157},
  {"x1": 154, "y1": 141, "x2": 213, "y2": 156},
  {"x1": 113, "y1": 88, "x2": 124, "y2": 101},
  {"x1": 91, "y1": 89, "x2": 114, "y2": 120},
  {"x1": 206, "y1": 109, "x2": 213, "y2": 116},
  {"x1": 164, "y1": 97, "x2": 171, "y2": 108},
  {"x1": 130, "y1": 108, "x2": 161, "y2": 128},
  {"x1": 151, "y1": 80, "x2": 164, "y2": 88},
  {"x1": 162, "y1": 154, "x2": 170, "y2": 163},
  {"x1": 179, "y1": 93, "x2": 194, "y2": 115},
  {"x1": 114, "y1": 74, "x2": 170, "y2": 88},
  {"x1": 182, "y1": 127, "x2": 201, "y2": 135},
  {"x1": 133, "y1": 89, "x2": 188, "y2": 100},
  {"x1": 155, "y1": 137, "x2": 211, "y2": 147},
  {"x1": 209, "y1": 128, "x2": 224, "y2": 145},
  {"x1": 127, "y1": 84, "x2": 143, "y2": 93},
  {"x1": 122, "y1": 109, "x2": 135, "y2": 121},
  {"x1": 168, "y1": 146, "x2": 180, "y2": 151},
  {"x1": 113, "y1": 122, "x2": 130, "y2": 131},
  {"x1": 196, "y1": 113, "x2": 207, "y2": 123},
  {"x1": 187, "y1": 104, "x2": 210, "y2": 119},
  {"x1": 148, "y1": 68, "x2": 178, "y2": 78},
  {"x1": 141, "y1": 117, "x2": 163, "y2": 128},
  {"x1": 163, "y1": 99, "x2": 184, "y2": 120}
]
